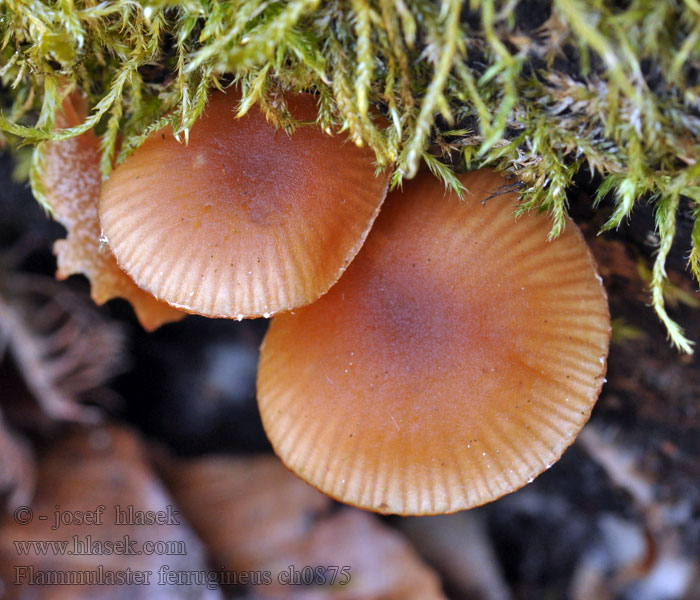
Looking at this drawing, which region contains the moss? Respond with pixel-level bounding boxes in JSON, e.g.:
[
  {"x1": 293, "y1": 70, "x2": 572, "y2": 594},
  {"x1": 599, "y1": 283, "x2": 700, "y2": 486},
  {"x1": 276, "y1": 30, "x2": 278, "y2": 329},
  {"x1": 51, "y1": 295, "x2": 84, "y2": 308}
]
[{"x1": 1, "y1": 0, "x2": 699, "y2": 350}]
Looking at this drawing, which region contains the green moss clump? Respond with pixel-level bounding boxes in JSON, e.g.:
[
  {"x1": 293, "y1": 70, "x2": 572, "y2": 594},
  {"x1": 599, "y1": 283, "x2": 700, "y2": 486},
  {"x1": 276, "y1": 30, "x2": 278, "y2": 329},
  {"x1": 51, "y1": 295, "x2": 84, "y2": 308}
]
[{"x1": 1, "y1": 0, "x2": 700, "y2": 350}]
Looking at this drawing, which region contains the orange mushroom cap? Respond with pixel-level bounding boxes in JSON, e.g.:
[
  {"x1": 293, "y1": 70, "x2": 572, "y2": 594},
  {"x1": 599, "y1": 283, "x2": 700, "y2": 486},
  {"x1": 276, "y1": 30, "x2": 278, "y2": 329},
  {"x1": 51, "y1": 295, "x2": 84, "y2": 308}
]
[
  {"x1": 45, "y1": 93, "x2": 184, "y2": 331},
  {"x1": 257, "y1": 169, "x2": 610, "y2": 515},
  {"x1": 99, "y1": 91, "x2": 390, "y2": 319}
]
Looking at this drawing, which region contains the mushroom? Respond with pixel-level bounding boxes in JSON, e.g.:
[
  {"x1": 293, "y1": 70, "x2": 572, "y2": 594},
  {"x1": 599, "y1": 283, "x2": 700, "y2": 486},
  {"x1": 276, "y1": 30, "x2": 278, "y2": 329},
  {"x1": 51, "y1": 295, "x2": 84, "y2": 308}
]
[
  {"x1": 99, "y1": 91, "x2": 390, "y2": 319},
  {"x1": 257, "y1": 169, "x2": 610, "y2": 515},
  {"x1": 45, "y1": 92, "x2": 184, "y2": 331}
]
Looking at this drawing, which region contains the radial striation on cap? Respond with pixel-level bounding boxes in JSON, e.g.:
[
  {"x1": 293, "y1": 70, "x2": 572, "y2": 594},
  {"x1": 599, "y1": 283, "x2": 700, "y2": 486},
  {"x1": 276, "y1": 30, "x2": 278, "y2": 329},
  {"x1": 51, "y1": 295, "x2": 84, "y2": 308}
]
[
  {"x1": 99, "y1": 91, "x2": 390, "y2": 319},
  {"x1": 257, "y1": 169, "x2": 610, "y2": 515}
]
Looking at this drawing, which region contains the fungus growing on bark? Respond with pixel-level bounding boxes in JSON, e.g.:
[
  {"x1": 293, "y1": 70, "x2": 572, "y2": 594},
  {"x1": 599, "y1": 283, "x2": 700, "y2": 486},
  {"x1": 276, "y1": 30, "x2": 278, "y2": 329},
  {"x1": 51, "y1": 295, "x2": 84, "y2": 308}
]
[
  {"x1": 257, "y1": 169, "x2": 610, "y2": 515},
  {"x1": 99, "y1": 91, "x2": 390, "y2": 319}
]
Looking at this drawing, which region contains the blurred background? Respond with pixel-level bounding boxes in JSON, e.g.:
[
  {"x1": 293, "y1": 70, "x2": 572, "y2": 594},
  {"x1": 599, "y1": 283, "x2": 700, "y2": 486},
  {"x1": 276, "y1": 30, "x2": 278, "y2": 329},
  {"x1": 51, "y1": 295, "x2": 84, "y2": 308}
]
[{"x1": 1, "y1": 149, "x2": 699, "y2": 600}]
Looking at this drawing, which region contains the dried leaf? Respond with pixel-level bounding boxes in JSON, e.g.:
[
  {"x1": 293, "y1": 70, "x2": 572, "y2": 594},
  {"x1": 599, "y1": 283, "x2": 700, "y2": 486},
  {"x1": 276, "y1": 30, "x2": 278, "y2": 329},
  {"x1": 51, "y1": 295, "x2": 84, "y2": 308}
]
[
  {"x1": 162, "y1": 455, "x2": 446, "y2": 599},
  {"x1": 0, "y1": 426, "x2": 221, "y2": 600},
  {"x1": 162, "y1": 455, "x2": 330, "y2": 571},
  {"x1": 45, "y1": 93, "x2": 183, "y2": 331},
  {"x1": 268, "y1": 509, "x2": 447, "y2": 600}
]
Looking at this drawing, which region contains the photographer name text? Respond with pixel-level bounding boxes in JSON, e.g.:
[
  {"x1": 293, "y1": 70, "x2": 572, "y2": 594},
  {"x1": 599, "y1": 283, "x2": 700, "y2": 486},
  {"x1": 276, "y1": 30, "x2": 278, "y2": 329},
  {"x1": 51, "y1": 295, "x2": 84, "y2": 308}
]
[{"x1": 13, "y1": 504, "x2": 180, "y2": 529}]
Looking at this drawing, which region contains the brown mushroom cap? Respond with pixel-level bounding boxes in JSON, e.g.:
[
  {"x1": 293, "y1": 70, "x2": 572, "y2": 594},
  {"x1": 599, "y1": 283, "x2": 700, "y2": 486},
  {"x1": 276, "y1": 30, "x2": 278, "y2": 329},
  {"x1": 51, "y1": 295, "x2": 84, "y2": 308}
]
[
  {"x1": 46, "y1": 93, "x2": 184, "y2": 331},
  {"x1": 257, "y1": 169, "x2": 610, "y2": 515},
  {"x1": 99, "y1": 91, "x2": 390, "y2": 319}
]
